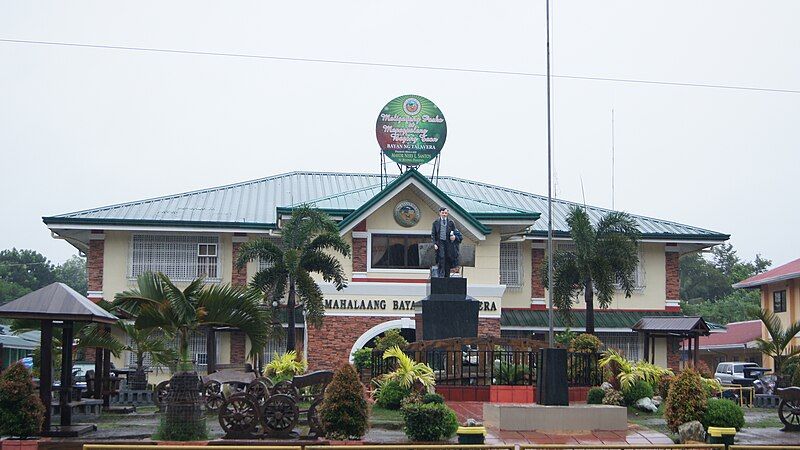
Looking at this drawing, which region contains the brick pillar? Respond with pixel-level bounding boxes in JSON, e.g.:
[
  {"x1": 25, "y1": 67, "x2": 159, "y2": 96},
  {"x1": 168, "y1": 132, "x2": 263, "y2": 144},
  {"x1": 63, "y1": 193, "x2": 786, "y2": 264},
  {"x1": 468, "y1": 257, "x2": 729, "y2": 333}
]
[
  {"x1": 666, "y1": 336, "x2": 681, "y2": 372},
  {"x1": 478, "y1": 317, "x2": 501, "y2": 338},
  {"x1": 414, "y1": 313, "x2": 423, "y2": 341},
  {"x1": 665, "y1": 246, "x2": 680, "y2": 311},
  {"x1": 230, "y1": 331, "x2": 246, "y2": 365},
  {"x1": 231, "y1": 234, "x2": 248, "y2": 287},
  {"x1": 87, "y1": 231, "x2": 104, "y2": 302},
  {"x1": 352, "y1": 221, "x2": 368, "y2": 275},
  {"x1": 531, "y1": 244, "x2": 546, "y2": 310}
]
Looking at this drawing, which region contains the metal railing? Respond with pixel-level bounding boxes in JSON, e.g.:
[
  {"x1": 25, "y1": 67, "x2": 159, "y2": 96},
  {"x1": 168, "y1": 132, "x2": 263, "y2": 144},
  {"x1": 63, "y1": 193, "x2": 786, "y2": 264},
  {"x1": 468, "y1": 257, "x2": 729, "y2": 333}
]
[
  {"x1": 371, "y1": 350, "x2": 603, "y2": 387},
  {"x1": 307, "y1": 446, "x2": 515, "y2": 450},
  {"x1": 520, "y1": 446, "x2": 725, "y2": 450}
]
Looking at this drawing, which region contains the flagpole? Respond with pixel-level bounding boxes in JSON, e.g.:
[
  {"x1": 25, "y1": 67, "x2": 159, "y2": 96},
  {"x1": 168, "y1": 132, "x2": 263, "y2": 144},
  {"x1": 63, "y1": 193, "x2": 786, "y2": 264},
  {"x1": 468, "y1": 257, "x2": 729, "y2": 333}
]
[{"x1": 545, "y1": 0, "x2": 555, "y2": 347}]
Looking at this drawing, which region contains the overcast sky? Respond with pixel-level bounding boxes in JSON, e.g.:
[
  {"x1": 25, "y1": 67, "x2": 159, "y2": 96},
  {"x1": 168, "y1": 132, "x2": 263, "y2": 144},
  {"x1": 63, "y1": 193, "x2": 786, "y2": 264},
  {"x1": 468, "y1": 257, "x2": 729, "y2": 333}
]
[{"x1": 1, "y1": 1, "x2": 798, "y2": 268}]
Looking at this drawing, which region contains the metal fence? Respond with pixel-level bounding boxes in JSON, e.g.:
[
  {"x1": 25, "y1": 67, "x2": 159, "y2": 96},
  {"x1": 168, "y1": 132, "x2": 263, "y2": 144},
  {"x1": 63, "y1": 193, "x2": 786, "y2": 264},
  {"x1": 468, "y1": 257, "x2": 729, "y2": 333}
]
[{"x1": 371, "y1": 350, "x2": 603, "y2": 387}]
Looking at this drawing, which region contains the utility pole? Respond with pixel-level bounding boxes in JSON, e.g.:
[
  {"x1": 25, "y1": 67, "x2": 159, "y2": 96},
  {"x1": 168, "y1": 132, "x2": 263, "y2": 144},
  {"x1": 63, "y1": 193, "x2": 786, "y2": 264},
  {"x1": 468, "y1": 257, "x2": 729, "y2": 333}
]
[{"x1": 545, "y1": 0, "x2": 554, "y2": 347}]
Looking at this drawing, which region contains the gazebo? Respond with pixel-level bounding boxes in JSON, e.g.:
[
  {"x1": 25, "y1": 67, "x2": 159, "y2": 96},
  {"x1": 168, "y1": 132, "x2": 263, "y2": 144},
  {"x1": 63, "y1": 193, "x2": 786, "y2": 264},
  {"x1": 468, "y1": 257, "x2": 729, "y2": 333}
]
[
  {"x1": 632, "y1": 316, "x2": 711, "y2": 367},
  {"x1": 0, "y1": 282, "x2": 118, "y2": 436}
]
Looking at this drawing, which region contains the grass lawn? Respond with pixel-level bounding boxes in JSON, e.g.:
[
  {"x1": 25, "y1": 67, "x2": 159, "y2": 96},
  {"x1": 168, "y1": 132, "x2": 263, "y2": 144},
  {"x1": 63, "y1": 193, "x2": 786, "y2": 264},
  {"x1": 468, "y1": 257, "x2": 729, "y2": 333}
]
[{"x1": 371, "y1": 405, "x2": 403, "y2": 423}]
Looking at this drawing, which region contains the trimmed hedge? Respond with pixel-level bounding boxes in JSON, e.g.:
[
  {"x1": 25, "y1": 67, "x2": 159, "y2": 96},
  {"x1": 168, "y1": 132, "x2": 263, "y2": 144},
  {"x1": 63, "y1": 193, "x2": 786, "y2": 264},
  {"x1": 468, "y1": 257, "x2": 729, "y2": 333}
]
[
  {"x1": 320, "y1": 364, "x2": 369, "y2": 439},
  {"x1": 702, "y1": 398, "x2": 745, "y2": 430},
  {"x1": 401, "y1": 402, "x2": 459, "y2": 441},
  {"x1": 587, "y1": 387, "x2": 605, "y2": 405},
  {"x1": 376, "y1": 379, "x2": 411, "y2": 410},
  {"x1": 0, "y1": 363, "x2": 45, "y2": 438},
  {"x1": 623, "y1": 379, "x2": 654, "y2": 406},
  {"x1": 422, "y1": 393, "x2": 445, "y2": 404}
]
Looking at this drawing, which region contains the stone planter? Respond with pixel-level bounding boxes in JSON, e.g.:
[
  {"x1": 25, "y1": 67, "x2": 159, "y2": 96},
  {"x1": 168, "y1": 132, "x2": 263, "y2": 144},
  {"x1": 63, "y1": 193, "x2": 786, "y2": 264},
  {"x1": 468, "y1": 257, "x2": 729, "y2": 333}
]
[
  {"x1": 128, "y1": 369, "x2": 148, "y2": 391},
  {"x1": 0, "y1": 438, "x2": 39, "y2": 450},
  {"x1": 489, "y1": 385, "x2": 534, "y2": 403},
  {"x1": 162, "y1": 371, "x2": 205, "y2": 441},
  {"x1": 456, "y1": 426, "x2": 486, "y2": 444}
]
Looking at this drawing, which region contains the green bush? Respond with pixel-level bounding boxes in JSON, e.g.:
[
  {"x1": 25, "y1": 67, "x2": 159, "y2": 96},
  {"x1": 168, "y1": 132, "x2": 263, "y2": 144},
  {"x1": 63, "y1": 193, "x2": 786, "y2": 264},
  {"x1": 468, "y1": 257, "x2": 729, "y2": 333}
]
[
  {"x1": 658, "y1": 375, "x2": 673, "y2": 398},
  {"x1": 623, "y1": 379, "x2": 654, "y2": 406},
  {"x1": 0, "y1": 362, "x2": 45, "y2": 438},
  {"x1": 422, "y1": 393, "x2": 445, "y2": 404},
  {"x1": 570, "y1": 333, "x2": 603, "y2": 353},
  {"x1": 401, "y1": 402, "x2": 459, "y2": 441},
  {"x1": 352, "y1": 347, "x2": 373, "y2": 371},
  {"x1": 375, "y1": 329, "x2": 409, "y2": 352},
  {"x1": 602, "y1": 389, "x2": 623, "y2": 406},
  {"x1": 320, "y1": 364, "x2": 369, "y2": 440},
  {"x1": 376, "y1": 379, "x2": 411, "y2": 410},
  {"x1": 153, "y1": 415, "x2": 208, "y2": 441},
  {"x1": 793, "y1": 363, "x2": 800, "y2": 387},
  {"x1": 664, "y1": 368, "x2": 708, "y2": 432},
  {"x1": 493, "y1": 361, "x2": 529, "y2": 385},
  {"x1": 587, "y1": 387, "x2": 605, "y2": 405},
  {"x1": 701, "y1": 398, "x2": 745, "y2": 431}
]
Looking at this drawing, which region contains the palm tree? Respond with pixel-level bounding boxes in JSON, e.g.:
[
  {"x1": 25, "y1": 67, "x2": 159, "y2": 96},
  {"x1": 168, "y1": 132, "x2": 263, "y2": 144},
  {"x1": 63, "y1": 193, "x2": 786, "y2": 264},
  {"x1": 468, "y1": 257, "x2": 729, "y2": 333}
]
[
  {"x1": 236, "y1": 206, "x2": 350, "y2": 352},
  {"x1": 544, "y1": 206, "x2": 640, "y2": 334},
  {"x1": 114, "y1": 272, "x2": 269, "y2": 370},
  {"x1": 755, "y1": 308, "x2": 800, "y2": 383}
]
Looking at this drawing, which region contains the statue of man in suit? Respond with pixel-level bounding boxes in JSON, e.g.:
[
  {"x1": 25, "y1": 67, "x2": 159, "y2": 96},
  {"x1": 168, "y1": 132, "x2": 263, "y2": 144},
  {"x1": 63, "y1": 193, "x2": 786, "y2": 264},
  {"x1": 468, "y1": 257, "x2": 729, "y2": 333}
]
[{"x1": 431, "y1": 207, "x2": 461, "y2": 277}]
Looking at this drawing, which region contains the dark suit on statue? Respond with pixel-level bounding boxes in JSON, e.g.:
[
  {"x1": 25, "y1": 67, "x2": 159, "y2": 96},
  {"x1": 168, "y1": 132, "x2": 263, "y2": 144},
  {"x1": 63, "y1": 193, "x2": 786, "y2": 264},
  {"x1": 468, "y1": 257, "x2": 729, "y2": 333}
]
[{"x1": 431, "y1": 218, "x2": 461, "y2": 277}]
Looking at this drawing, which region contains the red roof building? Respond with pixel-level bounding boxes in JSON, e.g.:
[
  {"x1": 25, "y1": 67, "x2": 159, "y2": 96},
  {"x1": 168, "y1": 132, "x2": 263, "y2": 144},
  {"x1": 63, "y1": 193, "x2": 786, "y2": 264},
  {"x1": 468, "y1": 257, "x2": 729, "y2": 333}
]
[{"x1": 696, "y1": 320, "x2": 763, "y2": 369}]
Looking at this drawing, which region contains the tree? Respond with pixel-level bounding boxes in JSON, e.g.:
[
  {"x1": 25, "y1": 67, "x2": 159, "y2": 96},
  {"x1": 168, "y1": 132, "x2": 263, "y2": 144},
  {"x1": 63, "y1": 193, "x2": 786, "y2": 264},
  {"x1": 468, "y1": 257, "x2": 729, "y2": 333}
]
[
  {"x1": 236, "y1": 206, "x2": 350, "y2": 352},
  {"x1": 544, "y1": 206, "x2": 640, "y2": 334},
  {"x1": 754, "y1": 308, "x2": 800, "y2": 383},
  {"x1": 0, "y1": 249, "x2": 55, "y2": 292},
  {"x1": 681, "y1": 290, "x2": 760, "y2": 324},
  {"x1": 680, "y1": 253, "x2": 732, "y2": 301},
  {"x1": 114, "y1": 272, "x2": 269, "y2": 369},
  {"x1": 53, "y1": 255, "x2": 87, "y2": 296}
]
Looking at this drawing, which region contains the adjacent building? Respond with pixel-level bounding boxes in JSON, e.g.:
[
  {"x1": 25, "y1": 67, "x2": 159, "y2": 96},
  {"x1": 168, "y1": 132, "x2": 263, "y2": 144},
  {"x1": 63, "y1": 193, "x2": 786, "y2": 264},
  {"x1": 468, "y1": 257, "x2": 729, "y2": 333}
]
[
  {"x1": 43, "y1": 169, "x2": 729, "y2": 373},
  {"x1": 733, "y1": 257, "x2": 800, "y2": 370}
]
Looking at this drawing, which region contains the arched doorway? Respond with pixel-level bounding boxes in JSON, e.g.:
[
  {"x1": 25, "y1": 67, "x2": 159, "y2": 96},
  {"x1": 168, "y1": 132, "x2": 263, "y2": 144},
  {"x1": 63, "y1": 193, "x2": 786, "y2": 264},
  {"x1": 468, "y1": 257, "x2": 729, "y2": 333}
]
[{"x1": 348, "y1": 317, "x2": 416, "y2": 363}]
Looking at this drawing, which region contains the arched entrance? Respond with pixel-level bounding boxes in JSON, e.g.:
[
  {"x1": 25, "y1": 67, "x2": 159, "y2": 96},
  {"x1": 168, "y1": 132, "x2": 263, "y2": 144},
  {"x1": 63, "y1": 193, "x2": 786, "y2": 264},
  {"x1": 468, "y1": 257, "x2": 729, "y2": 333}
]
[{"x1": 348, "y1": 317, "x2": 416, "y2": 363}]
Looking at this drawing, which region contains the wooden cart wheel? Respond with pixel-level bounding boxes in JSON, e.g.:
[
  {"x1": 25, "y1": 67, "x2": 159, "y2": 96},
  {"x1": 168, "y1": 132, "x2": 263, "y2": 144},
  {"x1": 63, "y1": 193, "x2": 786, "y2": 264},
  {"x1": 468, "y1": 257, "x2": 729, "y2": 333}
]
[
  {"x1": 206, "y1": 393, "x2": 225, "y2": 412},
  {"x1": 219, "y1": 394, "x2": 260, "y2": 435},
  {"x1": 779, "y1": 399, "x2": 800, "y2": 430},
  {"x1": 273, "y1": 380, "x2": 300, "y2": 400},
  {"x1": 308, "y1": 397, "x2": 325, "y2": 437},
  {"x1": 246, "y1": 379, "x2": 271, "y2": 406},
  {"x1": 204, "y1": 380, "x2": 222, "y2": 397},
  {"x1": 154, "y1": 380, "x2": 169, "y2": 410},
  {"x1": 262, "y1": 393, "x2": 299, "y2": 437}
]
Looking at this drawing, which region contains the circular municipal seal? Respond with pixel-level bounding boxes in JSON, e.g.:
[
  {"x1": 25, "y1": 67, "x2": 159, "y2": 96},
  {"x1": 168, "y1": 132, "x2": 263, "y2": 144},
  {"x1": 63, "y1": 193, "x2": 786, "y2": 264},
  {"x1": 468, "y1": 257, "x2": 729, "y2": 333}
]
[
  {"x1": 403, "y1": 97, "x2": 422, "y2": 116},
  {"x1": 394, "y1": 201, "x2": 421, "y2": 228}
]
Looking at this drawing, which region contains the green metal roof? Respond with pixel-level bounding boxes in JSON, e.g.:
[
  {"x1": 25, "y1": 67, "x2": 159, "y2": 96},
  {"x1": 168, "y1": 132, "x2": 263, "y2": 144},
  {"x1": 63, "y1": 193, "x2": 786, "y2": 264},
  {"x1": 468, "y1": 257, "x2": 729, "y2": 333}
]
[
  {"x1": 44, "y1": 171, "x2": 729, "y2": 241},
  {"x1": 501, "y1": 309, "x2": 683, "y2": 329}
]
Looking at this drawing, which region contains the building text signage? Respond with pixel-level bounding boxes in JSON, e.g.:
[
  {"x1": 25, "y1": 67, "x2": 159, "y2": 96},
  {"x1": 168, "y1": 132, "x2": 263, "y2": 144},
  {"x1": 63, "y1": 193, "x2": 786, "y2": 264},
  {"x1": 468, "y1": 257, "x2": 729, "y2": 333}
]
[{"x1": 324, "y1": 298, "x2": 498, "y2": 313}]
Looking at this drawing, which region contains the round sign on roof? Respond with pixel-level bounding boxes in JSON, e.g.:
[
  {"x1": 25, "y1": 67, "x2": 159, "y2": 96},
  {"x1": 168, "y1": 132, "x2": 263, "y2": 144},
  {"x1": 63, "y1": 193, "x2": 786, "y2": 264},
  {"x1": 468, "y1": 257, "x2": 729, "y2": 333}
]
[{"x1": 376, "y1": 94, "x2": 447, "y2": 166}]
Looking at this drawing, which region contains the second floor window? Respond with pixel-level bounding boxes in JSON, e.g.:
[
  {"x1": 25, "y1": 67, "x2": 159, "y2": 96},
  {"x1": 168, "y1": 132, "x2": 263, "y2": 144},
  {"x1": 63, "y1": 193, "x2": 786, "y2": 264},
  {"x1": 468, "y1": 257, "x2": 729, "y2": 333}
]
[
  {"x1": 500, "y1": 242, "x2": 523, "y2": 288},
  {"x1": 371, "y1": 234, "x2": 427, "y2": 269},
  {"x1": 130, "y1": 234, "x2": 221, "y2": 282},
  {"x1": 774, "y1": 290, "x2": 787, "y2": 313}
]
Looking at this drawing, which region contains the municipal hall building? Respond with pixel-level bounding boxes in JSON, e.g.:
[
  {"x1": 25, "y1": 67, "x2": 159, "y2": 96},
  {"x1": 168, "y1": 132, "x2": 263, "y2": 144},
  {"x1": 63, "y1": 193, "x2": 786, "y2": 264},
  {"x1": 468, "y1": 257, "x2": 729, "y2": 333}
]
[{"x1": 43, "y1": 169, "x2": 729, "y2": 376}]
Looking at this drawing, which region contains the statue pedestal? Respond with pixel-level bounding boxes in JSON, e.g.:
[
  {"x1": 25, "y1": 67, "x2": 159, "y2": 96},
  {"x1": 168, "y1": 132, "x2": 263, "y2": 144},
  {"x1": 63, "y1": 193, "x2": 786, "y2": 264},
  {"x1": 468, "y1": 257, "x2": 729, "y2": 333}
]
[{"x1": 416, "y1": 277, "x2": 479, "y2": 341}]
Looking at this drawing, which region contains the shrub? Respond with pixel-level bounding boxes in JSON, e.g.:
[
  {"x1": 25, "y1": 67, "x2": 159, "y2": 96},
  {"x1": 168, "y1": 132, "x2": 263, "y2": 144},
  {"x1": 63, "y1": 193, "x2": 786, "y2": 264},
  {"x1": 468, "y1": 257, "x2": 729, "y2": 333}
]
[
  {"x1": 376, "y1": 379, "x2": 411, "y2": 410},
  {"x1": 570, "y1": 333, "x2": 603, "y2": 353},
  {"x1": 422, "y1": 393, "x2": 445, "y2": 404},
  {"x1": 352, "y1": 347, "x2": 373, "y2": 371},
  {"x1": 0, "y1": 362, "x2": 45, "y2": 438},
  {"x1": 265, "y1": 351, "x2": 307, "y2": 383},
  {"x1": 320, "y1": 364, "x2": 369, "y2": 440},
  {"x1": 587, "y1": 387, "x2": 605, "y2": 404},
  {"x1": 153, "y1": 415, "x2": 208, "y2": 441},
  {"x1": 623, "y1": 379, "x2": 654, "y2": 406},
  {"x1": 493, "y1": 361, "x2": 529, "y2": 385},
  {"x1": 657, "y1": 375, "x2": 674, "y2": 399},
  {"x1": 602, "y1": 389, "x2": 624, "y2": 406},
  {"x1": 701, "y1": 398, "x2": 745, "y2": 430},
  {"x1": 664, "y1": 368, "x2": 708, "y2": 432},
  {"x1": 401, "y1": 402, "x2": 459, "y2": 441},
  {"x1": 375, "y1": 329, "x2": 409, "y2": 352},
  {"x1": 693, "y1": 360, "x2": 713, "y2": 378}
]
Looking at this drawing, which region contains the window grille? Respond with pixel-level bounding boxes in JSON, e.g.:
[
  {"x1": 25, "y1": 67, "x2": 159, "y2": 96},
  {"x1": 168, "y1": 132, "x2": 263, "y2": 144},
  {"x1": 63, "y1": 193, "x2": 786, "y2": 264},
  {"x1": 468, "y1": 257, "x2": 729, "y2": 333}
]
[
  {"x1": 262, "y1": 333, "x2": 288, "y2": 364},
  {"x1": 127, "y1": 328, "x2": 212, "y2": 369},
  {"x1": 596, "y1": 332, "x2": 640, "y2": 361},
  {"x1": 257, "y1": 237, "x2": 284, "y2": 272},
  {"x1": 129, "y1": 235, "x2": 221, "y2": 282},
  {"x1": 499, "y1": 242, "x2": 522, "y2": 288},
  {"x1": 556, "y1": 241, "x2": 645, "y2": 290}
]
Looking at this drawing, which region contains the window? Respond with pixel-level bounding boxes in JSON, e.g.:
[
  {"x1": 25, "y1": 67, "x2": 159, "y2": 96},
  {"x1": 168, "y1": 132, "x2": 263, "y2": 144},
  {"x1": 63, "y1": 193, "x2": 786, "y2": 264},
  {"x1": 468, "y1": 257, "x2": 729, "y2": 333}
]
[
  {"x1": 500, "y1": 242, "x2": 522, "y2": 288},
  {"x1": 370, "y1": 234, "x2": 428, "y2": 269},
  {"x1": 596, "y1": 332, "x2": 640, "y2": 361},
  {"x1": 774, "y1": 290, "x2": 787, "y2": 313},
  {"x1": 555, "y1": 241, "x2": 645, "y2": 290},
  {"x1": 257, "y1": 237, "x2": 284, "y2": 272},
  {"x1": 128, "y1": 328, "x2": 213, "y2": 369},
  {"x1": 129, "y1": 235, "x2": 221, "y2": 281}
]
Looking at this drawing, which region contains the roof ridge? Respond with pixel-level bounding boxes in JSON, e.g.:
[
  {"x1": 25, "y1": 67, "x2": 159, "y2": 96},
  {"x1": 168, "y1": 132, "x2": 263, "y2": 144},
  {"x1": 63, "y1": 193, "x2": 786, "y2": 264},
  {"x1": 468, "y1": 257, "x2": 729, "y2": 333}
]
[{"x1": 438, "y1": 175, "x2": 721, "y2": 234}]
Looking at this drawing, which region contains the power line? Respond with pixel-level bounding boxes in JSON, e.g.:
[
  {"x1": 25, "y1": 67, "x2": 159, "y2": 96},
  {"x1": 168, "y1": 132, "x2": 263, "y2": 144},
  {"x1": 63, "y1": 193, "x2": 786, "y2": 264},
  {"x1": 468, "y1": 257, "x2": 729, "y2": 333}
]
[{"x1": 1, "y1": 38, "x2": 799, "y2": 95}]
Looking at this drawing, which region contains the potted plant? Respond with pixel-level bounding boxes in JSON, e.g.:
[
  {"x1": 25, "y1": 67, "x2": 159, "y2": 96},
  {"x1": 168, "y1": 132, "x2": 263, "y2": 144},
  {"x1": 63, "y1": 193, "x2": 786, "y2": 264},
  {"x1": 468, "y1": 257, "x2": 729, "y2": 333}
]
[{"x1": 456, "y1": 418, "x2": 486, "y2": 444}]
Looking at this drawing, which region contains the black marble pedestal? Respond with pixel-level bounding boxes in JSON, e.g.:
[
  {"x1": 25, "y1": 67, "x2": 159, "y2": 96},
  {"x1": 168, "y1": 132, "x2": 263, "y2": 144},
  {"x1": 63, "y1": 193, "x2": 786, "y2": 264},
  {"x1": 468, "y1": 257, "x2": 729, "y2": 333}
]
[{"x1": 419, "y1": 277, "x2": 479, "y2": 341}]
